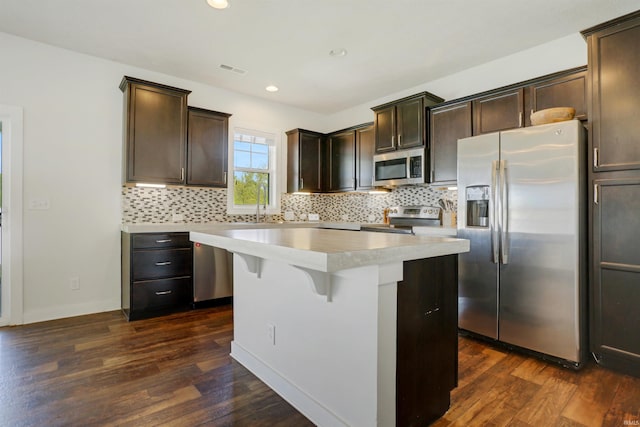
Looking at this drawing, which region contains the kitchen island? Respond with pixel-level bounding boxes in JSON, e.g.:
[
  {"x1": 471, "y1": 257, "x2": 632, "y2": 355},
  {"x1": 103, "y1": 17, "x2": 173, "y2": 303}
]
[{"x1": 190, "y1": 227, "x2": 469, "y2": 427}]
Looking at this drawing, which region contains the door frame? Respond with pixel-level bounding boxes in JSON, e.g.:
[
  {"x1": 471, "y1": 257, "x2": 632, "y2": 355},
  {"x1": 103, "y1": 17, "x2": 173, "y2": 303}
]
[{"x1": 0, "y1": 105, "x2": 24, "y2": 326}]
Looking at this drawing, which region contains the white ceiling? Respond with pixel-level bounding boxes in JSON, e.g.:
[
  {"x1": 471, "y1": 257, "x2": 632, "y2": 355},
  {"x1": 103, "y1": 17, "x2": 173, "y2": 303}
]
[{"x1": 1, "y1": 0, "x2": 638, "y2": 114}]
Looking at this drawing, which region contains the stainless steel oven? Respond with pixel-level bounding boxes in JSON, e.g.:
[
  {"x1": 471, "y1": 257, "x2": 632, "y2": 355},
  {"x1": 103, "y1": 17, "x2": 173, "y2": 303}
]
[
  {"x1": 373, "y1": 147, "x2": 425, "y2": 187},
  {"x1": 360, "y1": 205, "x2": 440, "y2": 234}
]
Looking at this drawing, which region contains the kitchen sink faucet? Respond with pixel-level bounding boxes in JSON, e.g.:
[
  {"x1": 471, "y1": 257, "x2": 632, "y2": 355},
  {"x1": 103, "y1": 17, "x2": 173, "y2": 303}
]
[{"x1": 256, "y1": 183, "x2": 268, "y2": 223}]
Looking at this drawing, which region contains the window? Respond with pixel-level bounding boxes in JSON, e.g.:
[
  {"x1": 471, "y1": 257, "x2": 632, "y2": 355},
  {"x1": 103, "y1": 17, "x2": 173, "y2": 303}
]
[{"x1": 227, "y1": 127, "x2": 281, "y2": 215}]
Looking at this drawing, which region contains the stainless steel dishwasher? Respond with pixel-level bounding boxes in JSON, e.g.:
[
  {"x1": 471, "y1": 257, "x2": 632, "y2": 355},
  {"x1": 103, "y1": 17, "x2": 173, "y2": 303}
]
[{"x1": 193, "y1": 242, "x2": 233, "y2": 306}]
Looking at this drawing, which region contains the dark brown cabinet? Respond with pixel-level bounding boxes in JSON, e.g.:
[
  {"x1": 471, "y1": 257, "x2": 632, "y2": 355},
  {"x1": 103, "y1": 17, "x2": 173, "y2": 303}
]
[
  {"x1": 355, "y1": 124, "x2": 375, "y2": 191},
  {"x1": 373, "y1": 105, "x2": 396, "y2": 153},
  {"x1": 583, "y1": 11, "x2": 640, "y2": 377},
  {"x1": 372, "y1": 92, "x2": 443, "y2": 153},
  {"x1": 397, "y1": 255, "x2": 458, "y2": 425},
  {"x1": 428, "y1": 67, "x2": 588, "y2": 185},
  {"x1": 120, "y1": 76, "x2": 191, "y2": 185},
  {"x1": 525, "y1": 69, "x2": 587, "y2": 126},
  {"x1": 286, "y1": 129, "x2": 323, "y2": 193},
  {"x1": 323, "y1": 123, "x2": 375, "y2": 192},
  {"x1": 586, "y1": 15, "x2": 640, "y2": 172},
  {"x1": 472, "y1": 88, "x2": 524, "y2": 135},
  {"x1": 591, "y1": 177, "x2": 640, "y2": 376},
  {"x1": 187, "y1": 107, "x2": 231, "y2": 187},
  {"x1": 429, "y1": 101, "x2": 472, "y2": 185},
  {"x1": 122, "y1": 232, "x2": 193, "y2": 320},
  {"x1": 326, "y1": 130, "x2": 356, "y2": 192}
]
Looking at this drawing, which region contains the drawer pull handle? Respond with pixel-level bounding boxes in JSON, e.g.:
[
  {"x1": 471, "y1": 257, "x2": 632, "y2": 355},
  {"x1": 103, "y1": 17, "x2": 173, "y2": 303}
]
[
  {"x1": 155, "y1": 239, "x2": 172, "y2": 243},
  {"x1": 155, "y1": 261, "x2": 172, "y2": 266},
  {"x1": 155, "y1": 290, "x2": 172, "y2": 296}
]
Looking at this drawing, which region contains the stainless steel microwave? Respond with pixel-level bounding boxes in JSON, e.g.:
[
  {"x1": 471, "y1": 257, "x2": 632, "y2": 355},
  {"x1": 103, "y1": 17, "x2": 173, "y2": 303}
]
[{"x1": 373, "y1": 147, "x2": 425, "y2": 186}]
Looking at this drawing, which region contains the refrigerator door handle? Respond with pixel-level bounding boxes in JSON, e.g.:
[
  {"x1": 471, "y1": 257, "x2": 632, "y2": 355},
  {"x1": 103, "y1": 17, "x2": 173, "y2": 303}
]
[
  {"x1": 499, "y1": 160, "x2": 509, "y2": 264},
  {"x1": 491, "y1": 160, "x2": 500, "y2": 264}
]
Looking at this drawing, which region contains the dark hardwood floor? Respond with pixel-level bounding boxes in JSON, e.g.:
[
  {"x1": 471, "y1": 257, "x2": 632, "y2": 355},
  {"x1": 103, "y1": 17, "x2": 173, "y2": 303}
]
[{"x1": 0, "y1": 305, "x2": 638, "y2": 426}]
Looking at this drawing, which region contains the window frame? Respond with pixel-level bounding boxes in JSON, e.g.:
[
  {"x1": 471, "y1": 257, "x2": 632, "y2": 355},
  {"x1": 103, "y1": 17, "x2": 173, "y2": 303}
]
[{"x1": 227, "y1": 124, "x2": 283, "y2": 215}]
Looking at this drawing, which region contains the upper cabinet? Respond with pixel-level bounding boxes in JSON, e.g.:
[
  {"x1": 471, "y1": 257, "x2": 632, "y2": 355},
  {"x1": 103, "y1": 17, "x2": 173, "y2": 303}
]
[
  {"x1": 428, "y1": 66, "x2": 588, "y2": 184},
  {"x1": 355, "y1": 124, "x2": 375, "y2": 191},
  {"x1": 326, "y1": 130, "x2": 356, "y2": 192},
  {"x1": 472, "y1": 88, "x2": 524, "y2": 135},
  {"x1": 525, "y1": 69, "x2": 587, "y2": 126},
  {"x1": 429, "y1": 101, "x2": 472, "y2": 185},
  {"x1": 120, "y1": 77, "x2": 231, "y2": 188},
  {"x1": 120, "y1": 76, "x2": 191, "y2": 185},
  {"x1": 471, "y1": 68, "x2": 588, "y2": 136},
  {"x1": 187, "y1": 107, "x2": 231, "y2": 187},
  {"x1": 584, "y1": 13, "x2": 640, "y2": 172},
  {"x1": 323, "y1": 123, "x2": 375, "y2": 192},
  {"x1": 286, "y1": 129, "x2": 324, "y2": 193},
  {"x1": 372, "y1": 92, "x2": 444, "y2": 153}
]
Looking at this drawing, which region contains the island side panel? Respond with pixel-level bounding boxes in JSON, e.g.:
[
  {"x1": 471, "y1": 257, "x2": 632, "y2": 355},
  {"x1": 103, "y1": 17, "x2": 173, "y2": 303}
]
[
  {"x1": 396, "y1": 254, "x2": 459, "y2": 426},
  {"x1": 230, "y1": 256, "x2": 402, "y2": 427}
]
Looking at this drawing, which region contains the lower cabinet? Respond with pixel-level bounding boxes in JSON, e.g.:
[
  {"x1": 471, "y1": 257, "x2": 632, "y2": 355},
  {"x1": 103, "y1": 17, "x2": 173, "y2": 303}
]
[
  {"x1": 591, "y1": 176, "x2": 640, "y2": 376},
  {"x1": 122, "y1": 232, "x2": 193, "y2": 320},
  {"x1": 396, "y1": 255, "x2": 458, "y2": 426}
]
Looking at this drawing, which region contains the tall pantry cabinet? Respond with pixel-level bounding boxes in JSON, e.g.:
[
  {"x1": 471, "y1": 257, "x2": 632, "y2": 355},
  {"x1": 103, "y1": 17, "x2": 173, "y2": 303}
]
[{"x1": 582, "y1": 10, "x2": 640, "y2": 377}]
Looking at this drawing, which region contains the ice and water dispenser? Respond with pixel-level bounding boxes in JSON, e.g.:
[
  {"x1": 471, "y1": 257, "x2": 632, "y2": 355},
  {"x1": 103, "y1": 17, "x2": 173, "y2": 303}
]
[{"x1": 465, "y1": 186, "x2": 489, "y2": 227}]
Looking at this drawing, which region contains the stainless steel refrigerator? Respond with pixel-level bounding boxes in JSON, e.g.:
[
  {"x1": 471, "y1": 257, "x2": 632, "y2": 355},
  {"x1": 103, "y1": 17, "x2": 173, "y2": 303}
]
[{"x1": 456, "y1": 119, "x2": 587, "y2": 367}]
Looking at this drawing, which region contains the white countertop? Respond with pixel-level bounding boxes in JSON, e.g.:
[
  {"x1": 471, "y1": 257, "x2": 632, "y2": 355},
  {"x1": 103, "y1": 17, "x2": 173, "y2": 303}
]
[
  {"x1": 190, "y1": 227, "x2": 469, "y2": 273},
  {"x1": 121, "y1": 221, "x2": 455, "y2": 235}
]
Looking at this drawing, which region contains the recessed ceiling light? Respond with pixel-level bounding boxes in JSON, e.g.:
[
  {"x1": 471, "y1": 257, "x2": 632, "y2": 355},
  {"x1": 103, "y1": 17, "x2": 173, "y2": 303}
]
[
  {"x1": 329, "y1": 48, "x2": 348, "y2": 57},
  {"x1": 265, "y1": 85, "x2": 279, "y2": 92},
  {"x1": 207, "y1": 0, "x2": 229, "y2": 9}
]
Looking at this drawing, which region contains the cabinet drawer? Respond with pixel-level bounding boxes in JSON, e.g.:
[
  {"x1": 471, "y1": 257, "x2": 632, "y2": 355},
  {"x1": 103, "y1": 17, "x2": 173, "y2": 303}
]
[
  {"x1": 132, "y1": 248, "x2": 192, "y2": 281},
  {"x1": 131, "y1": 277, "x2": 192, "y2": 311},
  {"x1": 132, "y1": 233, "x2": 191, "y2": 249}
]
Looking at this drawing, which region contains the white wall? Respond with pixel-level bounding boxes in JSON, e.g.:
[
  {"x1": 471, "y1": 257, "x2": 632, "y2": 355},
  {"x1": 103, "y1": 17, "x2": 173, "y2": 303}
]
[
  {"x1": 0, "y1": 32, "x2": 327, "y2": 324},
  {"x1": 325, "y1": 34, "x2": 588, "y2": 131},
  {"x1": 0, "y1": 29, "x2": 588, "y2": 323}
]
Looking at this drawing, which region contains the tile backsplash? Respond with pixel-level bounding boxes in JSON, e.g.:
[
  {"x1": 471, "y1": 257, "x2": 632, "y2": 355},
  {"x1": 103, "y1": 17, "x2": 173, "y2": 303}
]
[{"x1": 122, "y1": 186, "x2": 457, "y2": 224}]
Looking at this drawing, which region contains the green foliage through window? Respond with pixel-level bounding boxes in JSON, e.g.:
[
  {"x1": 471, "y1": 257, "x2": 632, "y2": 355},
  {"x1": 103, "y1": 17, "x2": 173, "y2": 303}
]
[
  {"x1": 233, "y1": 172, "x2": 269, "y2": 205},
  {"x1": 232, "y1": 130, "x2": 273, "y2": 206}
]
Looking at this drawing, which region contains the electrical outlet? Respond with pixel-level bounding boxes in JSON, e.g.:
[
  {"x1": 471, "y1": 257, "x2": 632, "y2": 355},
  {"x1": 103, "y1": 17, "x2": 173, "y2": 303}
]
[
  {"x1": 70, "y1": 277, "x2": 80, "y2": 291},
  {"x1": 284, "y1": 211, "x2": 295, "y2": 221},
  {"x1": 29, "y1": 198, "x2": 50, "y2": 210},
  {"x1": 267, "y1": 323, "x2": 276, "y2": 345},
  {"x1": 308, "y1": 213, "x2": 319, "y2": 221},
  {"x1": 172, "y1": 213, "x2": 184, "y2": 222}
]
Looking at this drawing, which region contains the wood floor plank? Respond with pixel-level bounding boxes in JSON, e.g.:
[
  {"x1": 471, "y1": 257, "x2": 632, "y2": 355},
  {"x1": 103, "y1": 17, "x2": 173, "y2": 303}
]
[
  {"x1": 514, "y1": 375, "x2": 578, "y2": 426},
  {"x1": 1, "y1": 306, "x2": 639, "y2": 426},
  {"x1": 561, "y1": 364, "x2": 621, "y2": 427}
]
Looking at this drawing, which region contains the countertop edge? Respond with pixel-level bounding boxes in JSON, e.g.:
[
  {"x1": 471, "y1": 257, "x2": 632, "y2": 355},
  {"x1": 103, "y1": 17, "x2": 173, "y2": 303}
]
[{"x1": 190, "y1": 229, "x2": 469, "y2": 273}]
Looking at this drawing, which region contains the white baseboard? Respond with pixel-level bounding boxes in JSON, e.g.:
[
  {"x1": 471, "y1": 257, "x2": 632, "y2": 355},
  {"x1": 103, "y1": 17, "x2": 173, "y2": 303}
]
[
  {"x1": 230, "y1": 341, "x2": 349, "y2": 427},
  {"x1": 22, "y1": 299, "x2": 120, "y2": 324}
]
